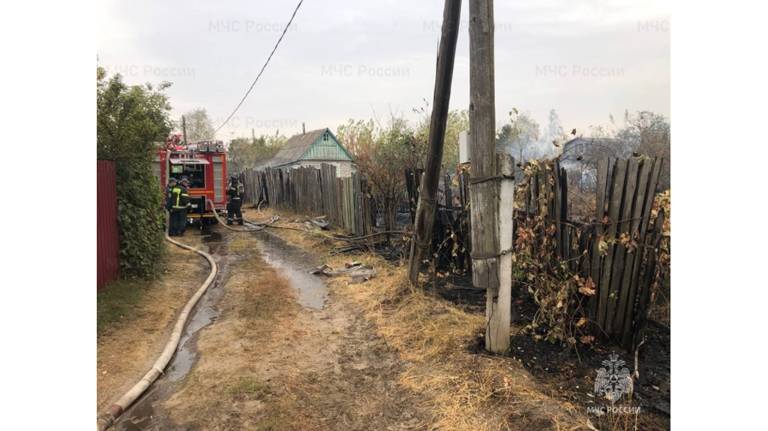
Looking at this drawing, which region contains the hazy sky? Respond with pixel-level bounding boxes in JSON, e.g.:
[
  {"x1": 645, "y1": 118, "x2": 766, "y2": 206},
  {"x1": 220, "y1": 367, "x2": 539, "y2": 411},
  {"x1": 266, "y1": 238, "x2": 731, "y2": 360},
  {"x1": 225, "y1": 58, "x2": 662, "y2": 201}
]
[{"x1": 97, "y1": 0, "x2": 670, "y2": 140}]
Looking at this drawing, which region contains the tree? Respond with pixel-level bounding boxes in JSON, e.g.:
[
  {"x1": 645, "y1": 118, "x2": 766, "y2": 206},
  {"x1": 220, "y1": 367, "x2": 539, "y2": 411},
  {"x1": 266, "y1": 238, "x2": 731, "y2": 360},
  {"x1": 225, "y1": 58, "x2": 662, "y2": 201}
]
[
  {"x1": 412, "y1": 102, "x2": 469, "y2": 171},
  {"x1": 616, "y1": 111, "x2": 671, "y2": 189},
  {"x1": 336, "y1": 119, "x2": 375, "y2": 157},
  {"x1": 338, "y1": 109, "x2": 468, "y2": 231},
  {"x1": 183, "y1": 108, "x2": 215, "y2": 142},
  {"x1": 227, "y1": 132, "x2": 287, "y2": 174},
  {"x1": 496, "y1": 110, "x2": 540, "y2": 161},
  {"x1": 338, "y1": 117, "x2": 415, "y2": 231},
  {"x1": 97, "y1": 67, "x2": 172, "y2": 278}
]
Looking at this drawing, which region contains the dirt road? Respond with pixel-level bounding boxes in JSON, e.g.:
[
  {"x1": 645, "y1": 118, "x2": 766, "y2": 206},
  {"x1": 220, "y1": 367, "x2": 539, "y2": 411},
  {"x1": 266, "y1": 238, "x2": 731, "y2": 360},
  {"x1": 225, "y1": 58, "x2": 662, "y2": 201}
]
[
  {"x1": 100, "y1": 211, "x2": 606, "y2": 430},
  {"x1": 108, "y1": 227, "x2": 428, "y2": 430},
  {"x1": 97, "y1": 241, "x2": 209, "y2": 414}
]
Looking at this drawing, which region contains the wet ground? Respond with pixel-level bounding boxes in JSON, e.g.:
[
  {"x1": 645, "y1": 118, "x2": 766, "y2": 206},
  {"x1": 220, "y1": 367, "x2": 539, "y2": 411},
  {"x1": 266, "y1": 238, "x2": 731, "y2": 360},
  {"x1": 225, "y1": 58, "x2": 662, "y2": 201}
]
[
  {"x1": 113, "y1": 231, "x2": 231, "y2": 430},
  {"x1": 106, "y1": 219, "x2": 640, "y2": 430},
  {"x1": 257, "y1": 230, "x2": 328, "y2": 309},
  {"x1": 112, "y1": 227, "x2": 333, "y2": 430}
]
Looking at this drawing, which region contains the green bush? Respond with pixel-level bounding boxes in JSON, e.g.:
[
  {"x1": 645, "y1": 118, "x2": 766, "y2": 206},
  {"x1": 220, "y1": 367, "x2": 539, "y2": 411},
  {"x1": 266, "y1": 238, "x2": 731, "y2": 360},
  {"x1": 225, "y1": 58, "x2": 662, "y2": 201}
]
[{"x1": 97, "y1": 67, "x2": 172, "y2": 278}]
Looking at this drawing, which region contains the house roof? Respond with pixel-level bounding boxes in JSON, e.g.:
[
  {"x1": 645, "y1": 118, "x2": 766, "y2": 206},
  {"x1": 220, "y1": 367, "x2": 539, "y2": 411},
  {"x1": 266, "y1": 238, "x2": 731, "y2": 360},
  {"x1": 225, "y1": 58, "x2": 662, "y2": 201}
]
[
  {"x1": 563, "y1": 137, "x2": 622, "y2": 151},
  {"x1": 263, "y1": 128, "x2": 353, "y2": 168},
  {"x1": 561, "y1": 137, "x2": 630, "y2": 163}
]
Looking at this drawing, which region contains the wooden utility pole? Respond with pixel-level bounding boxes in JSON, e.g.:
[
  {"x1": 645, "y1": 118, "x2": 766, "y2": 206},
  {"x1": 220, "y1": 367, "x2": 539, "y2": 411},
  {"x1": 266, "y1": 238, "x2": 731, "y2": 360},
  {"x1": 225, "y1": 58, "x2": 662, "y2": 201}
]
[
  {"x1": 182, "y1": 115, "x2": 188, "y2": 146},
  {"x1": 469, "y1": 0, "x2": 513, "y2": 353},
  {"x1": 407, "y1": 0, "x2": 463, "y2": 284}
]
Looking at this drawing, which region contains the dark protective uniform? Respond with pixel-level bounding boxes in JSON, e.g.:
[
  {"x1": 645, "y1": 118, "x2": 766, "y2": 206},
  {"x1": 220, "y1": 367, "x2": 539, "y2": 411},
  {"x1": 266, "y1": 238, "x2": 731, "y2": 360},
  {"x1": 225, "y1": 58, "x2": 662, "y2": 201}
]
[
  {"x1": 165, "y1": 183, "x2": 176, "y2": 210},
  {"x1": 226, "y1": 180, "x2": 245, "y2": 225},
  {"x1": 169, "y1": 184, "x2": 190, "y2": 235}
]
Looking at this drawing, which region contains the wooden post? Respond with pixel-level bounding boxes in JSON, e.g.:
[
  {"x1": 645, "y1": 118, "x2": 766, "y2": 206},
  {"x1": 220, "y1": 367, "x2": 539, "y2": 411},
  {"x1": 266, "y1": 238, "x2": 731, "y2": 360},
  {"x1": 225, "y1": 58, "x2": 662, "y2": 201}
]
[
  {"x1": 407, "y1": 0, "x2": 463, "y2": 285},
  {"x1": 182, "y1": 115, "x2": 187, "y2": 146},
  {"x1": 469, "y1": 0, "x2": 511, "y2": 353}
]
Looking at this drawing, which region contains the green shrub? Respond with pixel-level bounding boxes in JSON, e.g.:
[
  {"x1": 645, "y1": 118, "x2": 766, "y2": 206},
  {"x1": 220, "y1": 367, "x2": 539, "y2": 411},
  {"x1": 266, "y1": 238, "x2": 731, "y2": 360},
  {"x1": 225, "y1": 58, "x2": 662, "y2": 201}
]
[{"x1": 97, "y1": 67, "x2": 172, "y2": 278}]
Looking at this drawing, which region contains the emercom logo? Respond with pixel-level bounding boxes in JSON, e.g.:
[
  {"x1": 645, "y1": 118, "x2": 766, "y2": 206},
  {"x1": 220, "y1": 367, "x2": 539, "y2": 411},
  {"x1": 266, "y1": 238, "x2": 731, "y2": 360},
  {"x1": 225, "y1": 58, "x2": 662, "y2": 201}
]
[{"x1": 594, "y1": 353, "x2": 634, "y2": 403}]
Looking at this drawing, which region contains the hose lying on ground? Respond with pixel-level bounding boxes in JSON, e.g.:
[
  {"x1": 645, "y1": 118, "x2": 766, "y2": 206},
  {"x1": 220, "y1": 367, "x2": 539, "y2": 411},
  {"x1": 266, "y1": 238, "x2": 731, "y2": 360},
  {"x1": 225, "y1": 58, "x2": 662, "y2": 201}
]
[
  {"x1": 206, "y1": 199, "x2": 278, "y2": 233},
  {"x1": 212, "y1": 199, "x2": 401, "y2": 242},
  {"x1": 97, "y1": 212, "x2": 219, "y2": 431}
]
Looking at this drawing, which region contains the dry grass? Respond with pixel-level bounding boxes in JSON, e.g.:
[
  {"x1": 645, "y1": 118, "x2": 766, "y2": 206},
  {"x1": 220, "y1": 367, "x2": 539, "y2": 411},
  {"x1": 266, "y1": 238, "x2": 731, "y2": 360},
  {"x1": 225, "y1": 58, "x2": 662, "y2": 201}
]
[
  {"x1": 163, "y1": 234, "x2": 310, "y2": 429},
  {"x1": 164, "y1": 230, "x2": 430, "y2": 430},
  {"x1": 267, "y1": 213, "x2": 595, "y2": 431},
  {"x1": 97, "y1": 240, "x2": 209, "y2": 411}
]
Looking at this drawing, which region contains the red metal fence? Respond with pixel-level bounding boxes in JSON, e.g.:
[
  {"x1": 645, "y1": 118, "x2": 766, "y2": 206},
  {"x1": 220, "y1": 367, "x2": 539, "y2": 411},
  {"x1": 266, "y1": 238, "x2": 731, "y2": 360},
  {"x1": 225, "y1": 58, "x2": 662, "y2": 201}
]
[{"x1": 97, "y1": 160, "x2": 120, "y2": 290}]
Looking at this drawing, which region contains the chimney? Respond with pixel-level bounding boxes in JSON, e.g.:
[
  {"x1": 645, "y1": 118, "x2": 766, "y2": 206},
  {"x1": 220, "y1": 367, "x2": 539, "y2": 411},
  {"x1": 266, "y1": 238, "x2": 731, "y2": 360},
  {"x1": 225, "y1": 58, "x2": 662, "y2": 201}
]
[{"x1": 302, "y1": 122, "x2": 306, "y2": 134}]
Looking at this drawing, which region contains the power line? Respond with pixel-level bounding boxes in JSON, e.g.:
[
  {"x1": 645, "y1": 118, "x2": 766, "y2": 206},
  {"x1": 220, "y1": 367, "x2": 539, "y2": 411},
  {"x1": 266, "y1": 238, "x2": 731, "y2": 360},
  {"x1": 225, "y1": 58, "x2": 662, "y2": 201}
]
[{"x1": 213, "y1": 0, "x2": 305, "y2": 136}]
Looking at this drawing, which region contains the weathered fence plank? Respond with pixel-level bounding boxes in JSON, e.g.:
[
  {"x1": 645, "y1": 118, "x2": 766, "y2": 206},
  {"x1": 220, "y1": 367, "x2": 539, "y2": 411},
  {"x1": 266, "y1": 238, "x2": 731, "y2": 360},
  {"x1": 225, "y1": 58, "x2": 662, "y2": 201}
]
[
  {"x1": 597, "y1": 159, "x2": 628, "y2": 329},
  {"x1": 605, "y1": 158, "x2": 640, "y2": 334},
  {"x1": 613, "y1": 159, "x2": 653, "y2": 336},
  {"x1": 621, "y1": 158, "x2": 663, "y2": 346},
  {"x1": 240, "y1": 163, "x2": 368, "y2": 235}
]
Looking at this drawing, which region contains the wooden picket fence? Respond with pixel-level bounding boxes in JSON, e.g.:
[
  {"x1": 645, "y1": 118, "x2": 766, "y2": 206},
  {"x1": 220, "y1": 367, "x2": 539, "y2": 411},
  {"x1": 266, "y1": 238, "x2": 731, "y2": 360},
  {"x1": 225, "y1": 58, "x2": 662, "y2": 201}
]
[
  {"x1": 242, "y1": 158, "x2": 666, "y2": 348},
  {"x1": 404, "y1": 168, "x2": 473, "y2": 274},
  {"x1": 590, "y1": 158, "x2": 665, "y2": 347},
  {"x1": 239, "y1": 164, "x2": 373, "y2": 236},
  {"x1": 405, "y1": 158, "x2": 666, "y2": 348},
  {"x1": 516, "y1": 158, "x2": 666, "y2": 348}
]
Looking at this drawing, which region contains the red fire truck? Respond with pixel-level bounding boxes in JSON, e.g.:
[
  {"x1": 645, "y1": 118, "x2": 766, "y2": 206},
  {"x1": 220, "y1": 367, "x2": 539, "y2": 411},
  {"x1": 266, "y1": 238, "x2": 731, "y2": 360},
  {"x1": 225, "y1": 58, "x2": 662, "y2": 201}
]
[{"x1": 155, "y1": 134, "x2": 228, "y2": 225}]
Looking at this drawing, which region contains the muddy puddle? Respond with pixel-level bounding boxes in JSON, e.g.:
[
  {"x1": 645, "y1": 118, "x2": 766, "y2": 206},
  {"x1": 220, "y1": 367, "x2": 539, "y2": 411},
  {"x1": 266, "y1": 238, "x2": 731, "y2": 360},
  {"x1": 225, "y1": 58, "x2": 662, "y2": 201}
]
[
  {"x1": 256, "y1": 230, "x2": 328, "y2": 310},
  {"x1": 113, "y1": 231, "x2": 231, "y2": 431},
  {"x1": 111, "y1": 228, "x2": 328, "y2": 429}
]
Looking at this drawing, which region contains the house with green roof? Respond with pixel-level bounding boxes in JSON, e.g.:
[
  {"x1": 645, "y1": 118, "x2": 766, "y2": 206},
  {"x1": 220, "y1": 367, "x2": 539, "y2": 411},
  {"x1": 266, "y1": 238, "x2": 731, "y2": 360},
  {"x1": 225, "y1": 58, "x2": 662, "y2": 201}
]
[{"x1": 260, "y1": 127, "x2": 356, "y2": 177}]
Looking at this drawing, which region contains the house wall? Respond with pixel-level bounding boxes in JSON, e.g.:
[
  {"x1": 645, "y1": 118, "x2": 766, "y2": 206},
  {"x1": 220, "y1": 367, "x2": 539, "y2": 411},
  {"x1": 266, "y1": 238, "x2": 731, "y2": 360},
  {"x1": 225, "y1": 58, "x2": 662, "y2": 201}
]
[{"x1": 302, "y1": 132, "x2": 353, "y2": 161}]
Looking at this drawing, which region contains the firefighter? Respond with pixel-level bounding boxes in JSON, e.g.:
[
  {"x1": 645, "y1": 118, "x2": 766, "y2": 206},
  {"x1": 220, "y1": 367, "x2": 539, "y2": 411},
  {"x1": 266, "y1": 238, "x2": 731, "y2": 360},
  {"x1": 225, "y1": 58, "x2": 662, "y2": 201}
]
[
  {"x1": 226, "y1": 175, "x2": 244, "y2": 225},
  {"x1": 178, "y1": 177, "x2": 191, "y2": 234},
  {"x1": 165, "y1": 177, "x2": 178, "y2": 211},
  {"x1": 169, "y1": 177, "x2": 190, "y2": 236}
]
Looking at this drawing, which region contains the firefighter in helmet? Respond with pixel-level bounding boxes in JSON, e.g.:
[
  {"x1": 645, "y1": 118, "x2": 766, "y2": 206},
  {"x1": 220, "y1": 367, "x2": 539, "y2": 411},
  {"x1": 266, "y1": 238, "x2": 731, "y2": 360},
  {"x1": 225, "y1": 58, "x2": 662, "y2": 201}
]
[
  {"x1": 169, "y1": 177, "x2": 190, "y2": 236},
  {"x1": 227, "y1": 175, "x2": 245, "y2": 225}
]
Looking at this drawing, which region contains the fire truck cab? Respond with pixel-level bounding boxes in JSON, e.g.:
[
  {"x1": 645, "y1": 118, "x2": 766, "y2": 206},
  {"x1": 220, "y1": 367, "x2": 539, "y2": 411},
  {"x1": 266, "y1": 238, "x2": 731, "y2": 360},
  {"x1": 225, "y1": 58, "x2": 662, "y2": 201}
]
[{"x1": 155, "y1": 135, "x2": 228, "y2": 225}]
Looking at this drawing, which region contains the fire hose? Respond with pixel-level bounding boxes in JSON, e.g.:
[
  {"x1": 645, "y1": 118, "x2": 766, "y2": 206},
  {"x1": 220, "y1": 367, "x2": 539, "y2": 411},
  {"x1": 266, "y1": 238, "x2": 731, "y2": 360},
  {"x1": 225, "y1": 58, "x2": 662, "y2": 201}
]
[
  {"x1": 97, "y1": 201, "x2": 390, "y2": 428},
  {"x1": 96, "y1": 211, "x2": 219, "y2": 430},
  {"x1": 205, "y1": 199, "x2": 276, "y2": 232}
]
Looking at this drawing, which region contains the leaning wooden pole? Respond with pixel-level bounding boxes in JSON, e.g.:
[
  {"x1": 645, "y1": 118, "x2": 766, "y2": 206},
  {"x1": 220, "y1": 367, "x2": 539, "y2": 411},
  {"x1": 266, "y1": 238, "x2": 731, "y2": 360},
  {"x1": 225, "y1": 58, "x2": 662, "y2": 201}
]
[
  {"x1": 469, "y1": 0, "x2": 513, "y2": 353},
  {"x1": 407, "y1": 0, "x2": 463, "y2": 285}
]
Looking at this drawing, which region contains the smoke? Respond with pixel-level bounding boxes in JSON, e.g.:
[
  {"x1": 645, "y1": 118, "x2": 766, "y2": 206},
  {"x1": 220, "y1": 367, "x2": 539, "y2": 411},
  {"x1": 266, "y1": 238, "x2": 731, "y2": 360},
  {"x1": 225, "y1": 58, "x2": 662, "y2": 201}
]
[{"x1": 496, "y1": 109, "x2": 563, "y2": 163}]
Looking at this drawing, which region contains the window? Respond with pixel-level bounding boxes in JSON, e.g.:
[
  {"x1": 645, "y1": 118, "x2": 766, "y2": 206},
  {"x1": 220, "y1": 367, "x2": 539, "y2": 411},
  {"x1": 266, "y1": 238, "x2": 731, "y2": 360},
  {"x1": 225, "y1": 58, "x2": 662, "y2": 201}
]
[{"x1": 170, "y1": 164, "x2": 206, "y2": 188}]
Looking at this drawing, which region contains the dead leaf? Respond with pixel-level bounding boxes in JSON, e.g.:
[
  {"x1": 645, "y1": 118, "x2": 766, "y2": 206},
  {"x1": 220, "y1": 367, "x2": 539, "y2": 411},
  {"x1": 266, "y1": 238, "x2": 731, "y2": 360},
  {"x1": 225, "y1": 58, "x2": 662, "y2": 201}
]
[
  {"x1": 578, "y1": 277, "x2": 597, "y2": 296},
  {"x1": 598, "y1": 240, "x2": 609, "y2": 256}
]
